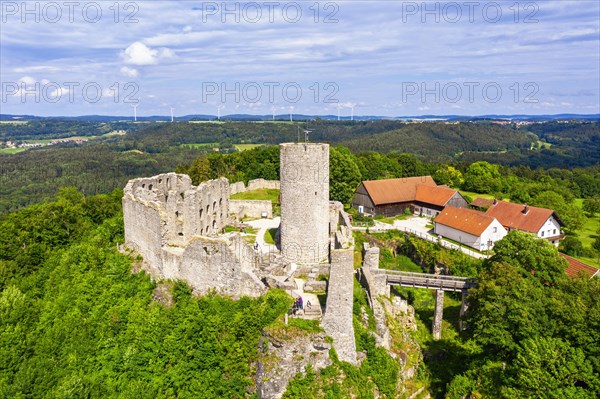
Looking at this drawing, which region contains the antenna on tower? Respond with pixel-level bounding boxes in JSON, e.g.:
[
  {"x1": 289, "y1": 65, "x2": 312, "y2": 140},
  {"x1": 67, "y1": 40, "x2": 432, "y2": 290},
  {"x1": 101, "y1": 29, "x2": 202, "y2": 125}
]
[
  {"x1": 271, "y1": 105, "x2": 276, "y2": 121},
  {"x1": 289, "y1": 105, "x2": 294, "y2": 122},
  {"x1": 170, "y1": 107, "x2": 174, "y2": 123},
  {"x1": 133, "y1": 104, "x2": 138, "y2": 122},
  {"x1": 337, "y1": 103, "x2": 341, "y2": 121},
  {"x1": 217, "y1": 104, "x2": 224, "y2": 121},
  {"x1": 351, "y1": 104, "x2": 355, "y2": 121},
  {"x1": 304, "y1": 128, "x2": 312, "y2": 142}
]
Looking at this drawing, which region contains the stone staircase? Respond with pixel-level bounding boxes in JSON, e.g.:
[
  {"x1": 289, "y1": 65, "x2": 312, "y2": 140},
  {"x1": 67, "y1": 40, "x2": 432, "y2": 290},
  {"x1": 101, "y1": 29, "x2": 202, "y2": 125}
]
[{"x1": 291, "y1": 278, "x2": 322, "y2": 320}]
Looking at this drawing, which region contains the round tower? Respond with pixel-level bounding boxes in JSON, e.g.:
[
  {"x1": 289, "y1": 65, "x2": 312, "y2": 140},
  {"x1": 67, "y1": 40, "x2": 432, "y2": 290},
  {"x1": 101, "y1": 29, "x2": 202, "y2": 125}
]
[{"x1": 279, "y1": 143, "x2": 330, "y2": 263}]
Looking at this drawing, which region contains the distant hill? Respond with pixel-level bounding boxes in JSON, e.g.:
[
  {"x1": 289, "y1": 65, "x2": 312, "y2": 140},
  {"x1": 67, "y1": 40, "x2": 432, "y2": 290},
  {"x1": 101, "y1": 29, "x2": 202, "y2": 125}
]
[
  {"x1": 340, "y1": 123, "x2": 537, "y2": 161},
  {"x1": 2, "y1": 113, "x2": 598, "y2": 122}
]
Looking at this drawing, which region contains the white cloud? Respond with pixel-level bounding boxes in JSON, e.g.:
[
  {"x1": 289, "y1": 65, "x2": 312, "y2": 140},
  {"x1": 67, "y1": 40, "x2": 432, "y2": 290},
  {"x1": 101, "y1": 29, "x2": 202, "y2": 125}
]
[
  {"x1": 121, "y1": 41, "x2": 174, "y2": 66},
  {"x1": 120, "y1": 66, "x2": 139, "y2": 78},
  {"x1": 50, "y1": 87, "x2": 69, "y2": 98},
  {"x1": 18, "y1": 76, "x2": 36, "y2": 86}
]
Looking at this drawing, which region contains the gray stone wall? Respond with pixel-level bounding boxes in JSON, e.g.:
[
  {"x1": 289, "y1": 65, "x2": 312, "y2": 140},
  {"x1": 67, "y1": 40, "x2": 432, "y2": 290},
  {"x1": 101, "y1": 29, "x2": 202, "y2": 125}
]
[
  {"x1": 178, "y1": 234, "x2": 265, "y2": 297},
  {"x1": 362, "y1": 243, "x2": 380, "y2": 269},
  {"x1": 123, "y1": 173, "x2": 229, "y2": 246},
  {"x1": 329, "y1": 201, "x2": 344, "y2": 235},
  {"x1": 123, "y1": 173, "x2": 265, "y2": 297},
  {"x1": 279, "y1": 143, "x2": 329, "y2": 264},
  {"x1": 229, "y1": 181, "x2": 246, "y2": 196},
  {"x1": 322, "y1": 248, "x2": 357, "y2": 364},
  {"x1": 247, "y1": 178, "x2": 280, "y2": 191},
  {"x1": 229, "y1": 200, "x2": 273, "y2": 219}
]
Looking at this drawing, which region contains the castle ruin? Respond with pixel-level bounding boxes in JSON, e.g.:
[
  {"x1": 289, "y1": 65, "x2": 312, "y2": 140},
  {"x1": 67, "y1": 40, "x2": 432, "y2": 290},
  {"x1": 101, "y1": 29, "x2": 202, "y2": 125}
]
[
  {"x1": 122, "y1": 173, "x2": 265, "y2": 297},
  {"x1": 122, "y1": 142, "x2": 357, "y2": 364}
]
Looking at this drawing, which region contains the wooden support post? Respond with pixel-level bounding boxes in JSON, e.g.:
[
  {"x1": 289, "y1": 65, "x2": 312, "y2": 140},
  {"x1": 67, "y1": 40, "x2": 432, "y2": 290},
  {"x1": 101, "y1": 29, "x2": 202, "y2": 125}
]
[
  {"x1": 432, "y1": 289, "x2": 444, "y2": 340},
  {"x1": 459, "y1": 290, "x2": 469, "y2": 331}
]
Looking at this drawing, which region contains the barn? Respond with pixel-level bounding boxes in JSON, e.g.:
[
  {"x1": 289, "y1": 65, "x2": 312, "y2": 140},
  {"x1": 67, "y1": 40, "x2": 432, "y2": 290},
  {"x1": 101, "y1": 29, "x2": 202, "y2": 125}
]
[{"x1": 351, "y1": 176, "x2": 468, "y2": 217}]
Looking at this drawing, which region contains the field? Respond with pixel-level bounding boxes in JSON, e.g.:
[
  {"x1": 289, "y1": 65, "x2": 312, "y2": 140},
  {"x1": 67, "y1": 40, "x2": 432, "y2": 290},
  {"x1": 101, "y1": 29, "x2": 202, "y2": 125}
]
[
  {"x1": 230, "y1": 188, "x2": 279, "y2": 202},
  {"x1": 179, "y1": 142, "x2": 219, "y2": 149},
  {"x1": 459, "y1": 190, "x2": 496, "y2": 201},
  {"x1": 0, "y1": 147, "x2": 27, "y2": 154},
  {"x1": 234, "y1": 143, "x2": 262, "y2": 151},
  {"x1": 573, "y1": 198, "x2": 600, "y2": 267}
]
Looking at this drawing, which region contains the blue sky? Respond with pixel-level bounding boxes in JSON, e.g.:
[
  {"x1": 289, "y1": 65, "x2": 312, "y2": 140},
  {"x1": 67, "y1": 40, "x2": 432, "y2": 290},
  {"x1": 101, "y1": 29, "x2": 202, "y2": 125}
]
[{"x1": 1, "y1": 0, "x2": 599, "y2": 116}]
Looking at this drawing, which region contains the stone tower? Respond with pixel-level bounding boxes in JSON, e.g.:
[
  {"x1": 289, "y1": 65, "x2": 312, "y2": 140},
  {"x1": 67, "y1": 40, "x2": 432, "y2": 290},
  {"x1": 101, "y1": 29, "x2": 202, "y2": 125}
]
[{"x1": 279, "y1": 143, "x2": 330, "y2": 263}]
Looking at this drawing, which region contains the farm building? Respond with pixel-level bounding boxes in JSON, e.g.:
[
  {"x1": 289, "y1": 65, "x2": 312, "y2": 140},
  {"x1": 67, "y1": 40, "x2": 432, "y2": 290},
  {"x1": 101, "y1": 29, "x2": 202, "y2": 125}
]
[
  {"x1": 434, "y1": 207, "x2": 507, "y2": 251},
  {"x1": 484, "y1": 200, "x2": 565, "y2": 246},
  {"x1": 351, "y1": 176, "x2": 467, "y2": 217}
]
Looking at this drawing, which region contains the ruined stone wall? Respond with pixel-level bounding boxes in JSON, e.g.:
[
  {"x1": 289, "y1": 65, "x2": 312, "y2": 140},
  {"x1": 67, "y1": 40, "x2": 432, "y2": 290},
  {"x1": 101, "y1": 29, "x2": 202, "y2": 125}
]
[
  {"x1": 247, "y1": 178, "x2": 280, "y2": 191},
  {"x1": 329, "y1": 201, "x2": 344, "y2": 235},
  {"x1": 229, "y1": 181, "x2": 246, "y2": 196},
  {"x1": 123, "y1": 173, "x2": 265, "y2": 297},
  {"x1": 229, "y1": 200, "x2": 273, "y2": 219},
  {"x1": 322, "y1": 248, "x2": 357, "y2": 364},
  {"x1": 279, "y1": 143, "x2": 329, "y2": 264},
  {"x1": 123, "y1": 173, "x2": 229, "y2": 247},
  {"x1": 356, "y1": 266, "x2": 392, "y2": 349},
  {"x1": 178, "y1": 234, "x2": 265, "y2": 297},
  {"x1": 362, "y1": 243, "x2": 380, "y2": 269}
]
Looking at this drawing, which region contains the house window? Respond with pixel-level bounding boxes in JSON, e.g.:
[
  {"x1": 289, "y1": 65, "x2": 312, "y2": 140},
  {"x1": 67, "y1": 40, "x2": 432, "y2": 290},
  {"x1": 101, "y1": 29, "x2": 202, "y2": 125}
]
[
  {"x1": 541, "y1": 231, "x2": 544, "y2": 237},
  {"x1": 493, "y1": 227, "x2": 497, "y2": 233},
  {"x1": 553, "y1": 229, "x2": 556, "y2": 235}
]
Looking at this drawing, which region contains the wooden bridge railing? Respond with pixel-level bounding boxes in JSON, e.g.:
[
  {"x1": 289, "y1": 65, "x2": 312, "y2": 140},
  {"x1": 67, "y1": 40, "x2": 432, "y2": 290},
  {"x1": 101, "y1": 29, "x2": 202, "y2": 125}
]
[{"x1": 383, "y1": 270, "x2": 476, "y2": 292}]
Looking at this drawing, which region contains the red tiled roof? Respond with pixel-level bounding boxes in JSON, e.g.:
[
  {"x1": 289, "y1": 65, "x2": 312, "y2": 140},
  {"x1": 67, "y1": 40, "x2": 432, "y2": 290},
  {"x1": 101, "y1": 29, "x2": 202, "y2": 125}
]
[
  {"x1": 361, "y1": 176, "x2": 436, "y2": 206},
  {"x1": 434, "y1": 207, "x2": 498, "y2": 236},
  {"x1": 471, "y1": 197, "x2": 494, "y2": 208},
  {"x1": 415, "y1": 185, "x2": 458, "y2": 207},
  {"x1": 484, "y1": 200, "x2": 562, "y2": 233},
  {"x1": 560, "y1": 253, "x2": 599, "y2": 278}
]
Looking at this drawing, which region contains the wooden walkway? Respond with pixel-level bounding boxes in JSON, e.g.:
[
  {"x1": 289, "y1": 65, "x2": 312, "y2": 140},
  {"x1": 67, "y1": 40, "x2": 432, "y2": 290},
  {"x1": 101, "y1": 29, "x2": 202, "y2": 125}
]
[{"x1": 384, "y1": 270, "x2": 476, "y2": 292}]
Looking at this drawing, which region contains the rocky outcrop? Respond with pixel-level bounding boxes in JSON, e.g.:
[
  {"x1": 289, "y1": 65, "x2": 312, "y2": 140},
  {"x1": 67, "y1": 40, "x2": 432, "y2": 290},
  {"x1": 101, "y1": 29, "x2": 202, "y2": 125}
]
[{"x1": 256, "y1": 331, "x2": 332, "y2": 399}]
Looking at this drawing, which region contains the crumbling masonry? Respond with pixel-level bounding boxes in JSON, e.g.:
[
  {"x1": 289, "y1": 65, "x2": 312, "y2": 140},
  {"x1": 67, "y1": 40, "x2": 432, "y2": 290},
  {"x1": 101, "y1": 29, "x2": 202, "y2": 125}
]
[
  {"x1": 123, "y1": 173, "x2": 265, "y2": 297},
  {"x1": 122, "y1": 143, "x2": 358, "y2": 364}
]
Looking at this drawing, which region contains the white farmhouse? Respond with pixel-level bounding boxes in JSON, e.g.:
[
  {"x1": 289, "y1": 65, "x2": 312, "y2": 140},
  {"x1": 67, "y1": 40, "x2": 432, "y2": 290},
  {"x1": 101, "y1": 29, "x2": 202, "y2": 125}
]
[
  {"x1": 484, "y1": 200, "x2": 564, "y2": 246},
  {"x1": 434, "y1": 207, "x2": 507, "y2": 251}
]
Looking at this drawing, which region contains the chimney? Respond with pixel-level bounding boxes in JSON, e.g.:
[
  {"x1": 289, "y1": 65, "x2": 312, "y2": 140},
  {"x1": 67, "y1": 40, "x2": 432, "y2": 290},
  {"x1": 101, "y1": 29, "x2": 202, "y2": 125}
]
[
  {"x1": 493, "y1": 198, "x2": 498, "y2": 205},
  {"x1": 522, "y1": 204, "x2": 529, "y2": 215}
]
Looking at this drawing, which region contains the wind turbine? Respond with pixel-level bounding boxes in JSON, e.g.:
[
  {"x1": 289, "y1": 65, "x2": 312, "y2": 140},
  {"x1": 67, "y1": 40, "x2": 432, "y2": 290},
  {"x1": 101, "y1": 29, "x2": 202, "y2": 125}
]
[
  {"x1": 217, "y1": 104, "x2": 224, "y2": 121},
  {"x1": 271, "y1": 105, "x2": 276, "y2": 121},
  {"x1": 351, "y1": 104, "x2": 355, "y2": 121},
  {"x1": 132, "y1": 104, "x2": 138, "y2": 122},
  {"x1": 170, "y1": 107, "x2": 174, "y2": 123},
  {"x1": 289, "y1": 105, "x2": 294, "y2": 122},
  {"x1": 337, "y1": 103, "x2": 341, "y2": 121}
]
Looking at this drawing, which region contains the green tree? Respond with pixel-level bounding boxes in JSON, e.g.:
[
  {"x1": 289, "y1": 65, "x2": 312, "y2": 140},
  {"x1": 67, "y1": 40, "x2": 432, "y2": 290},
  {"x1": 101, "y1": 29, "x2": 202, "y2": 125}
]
[
  {"x1": 559, "y1": 236, "x2": 584, "y2": 257},
  {"x1": 181, "y1": 157, "x2": 211, "y2": 185},
  {"x1": 462, "y1": 161, "x2": 501, "y2": 193},
  {"x1": 329, "y1": 147, "x2": 362, "y2": 204},
  {"x1": 583, "y1": 197, "x2": 600, "y2": 217},
  {"x1": 532, "y1": 191, "x2": 585, "y2": 232},
  {"x1": 467, "y1": 261, "x2": 550, "y2": 356},
  {"x1": 433, "y1": 165, "x2": 464, "y2": 187},
  {"x1": 592, "y1": 236, "x2": 600, "y2": 262},
  {"x1": 502, "y1": 337, "x2": 599, "y2": 399},
  {"x1": 488, "y1": 230, "x2": 567, "y2": 286}
]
